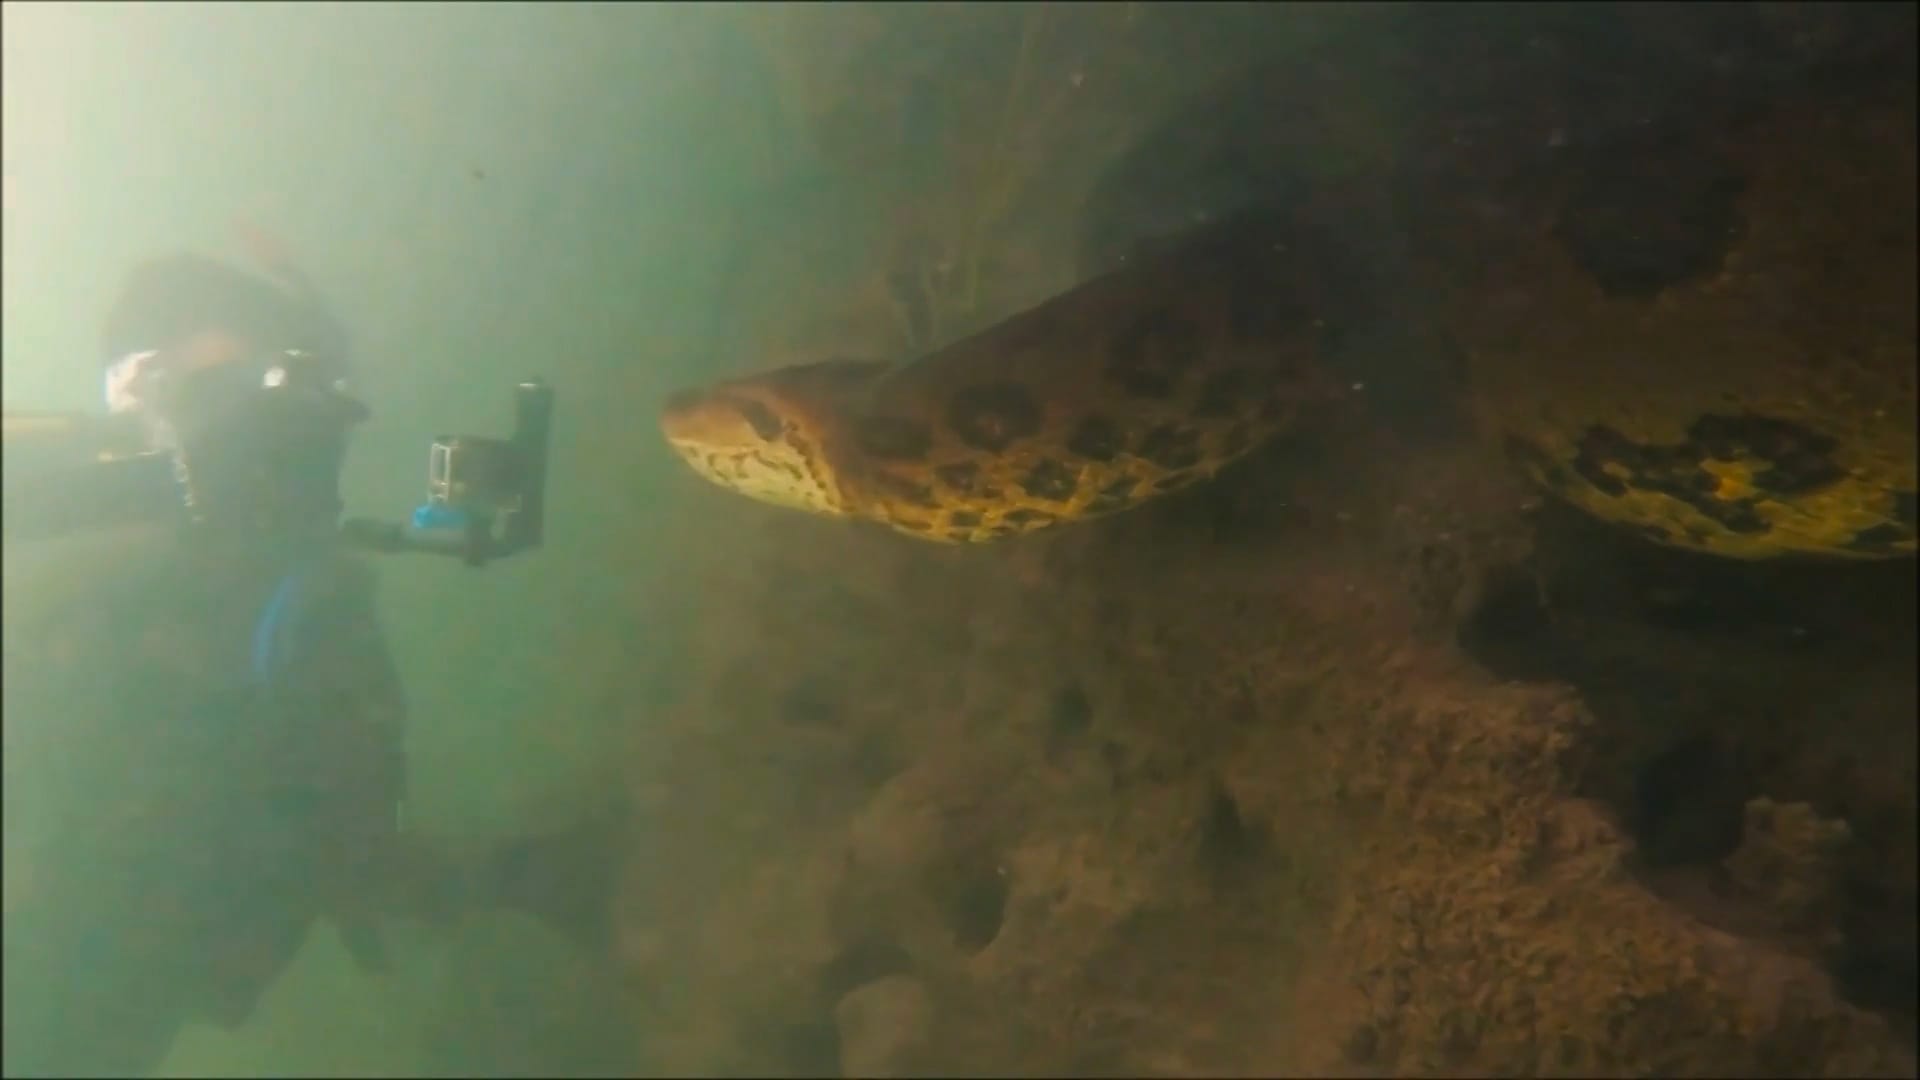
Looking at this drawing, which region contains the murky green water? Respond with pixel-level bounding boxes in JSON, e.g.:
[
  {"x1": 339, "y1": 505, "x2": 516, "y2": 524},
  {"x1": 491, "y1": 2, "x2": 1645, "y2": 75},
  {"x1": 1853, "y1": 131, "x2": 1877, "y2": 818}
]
[{"x1": 6, "y1": 4, "x2": 1915, "y2": 1077}]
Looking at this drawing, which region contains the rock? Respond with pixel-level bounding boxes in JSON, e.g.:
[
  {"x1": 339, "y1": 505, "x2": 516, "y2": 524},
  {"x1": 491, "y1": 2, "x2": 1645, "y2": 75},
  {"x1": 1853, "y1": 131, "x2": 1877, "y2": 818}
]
[
  {"x1": 835, "y1": 975, "x2": 934, "y2": 1079},
  {"x1": 617, "y1": 7, "x2": 1918, "y2": 1075},
  {"x1": 1722, "y1": 797, "x2": 1852, "y2": 935}
]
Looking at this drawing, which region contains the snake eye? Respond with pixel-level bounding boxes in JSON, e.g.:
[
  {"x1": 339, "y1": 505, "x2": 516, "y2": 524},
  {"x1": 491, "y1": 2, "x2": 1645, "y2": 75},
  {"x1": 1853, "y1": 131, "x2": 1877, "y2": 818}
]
[{"x1": 731, "y1": 398, "x2": 785, "y2": 441}]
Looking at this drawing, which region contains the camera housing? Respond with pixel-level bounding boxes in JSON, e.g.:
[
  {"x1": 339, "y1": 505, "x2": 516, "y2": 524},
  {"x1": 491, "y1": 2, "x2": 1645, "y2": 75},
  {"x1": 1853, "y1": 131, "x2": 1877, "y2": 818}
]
[{"x1": 340, "y1": 379, "x2": 553, "y2": 567}]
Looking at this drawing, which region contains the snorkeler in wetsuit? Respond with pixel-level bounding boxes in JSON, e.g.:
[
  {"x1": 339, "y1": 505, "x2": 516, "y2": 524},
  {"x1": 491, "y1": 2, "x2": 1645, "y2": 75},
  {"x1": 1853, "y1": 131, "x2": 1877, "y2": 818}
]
[{"x1": 1, "y1": 242, "x2": 623, "y2": 1077}]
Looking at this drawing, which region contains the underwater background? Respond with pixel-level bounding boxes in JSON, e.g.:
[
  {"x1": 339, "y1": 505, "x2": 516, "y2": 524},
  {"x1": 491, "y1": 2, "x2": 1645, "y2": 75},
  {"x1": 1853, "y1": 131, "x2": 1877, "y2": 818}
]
[{"x1": 3, "y1": 3, "x2": 1915, "y2": 1076}]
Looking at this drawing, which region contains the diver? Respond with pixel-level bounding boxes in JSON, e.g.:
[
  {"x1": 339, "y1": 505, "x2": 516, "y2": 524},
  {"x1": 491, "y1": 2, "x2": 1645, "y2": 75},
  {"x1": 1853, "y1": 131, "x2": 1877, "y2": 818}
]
[{"x1": 0, "y1": 238, "x2": 622, "y2": 1077}]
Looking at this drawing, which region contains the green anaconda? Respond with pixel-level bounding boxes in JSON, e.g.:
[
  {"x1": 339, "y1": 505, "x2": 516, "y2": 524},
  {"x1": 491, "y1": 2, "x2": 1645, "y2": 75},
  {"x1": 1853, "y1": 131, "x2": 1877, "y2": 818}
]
[
  {"x1": 663, "y1": 25, "x2": 1916, "y2": 558},
  {"x1": 659, "y1": 213, "x2": 1353, "y2": 544}
]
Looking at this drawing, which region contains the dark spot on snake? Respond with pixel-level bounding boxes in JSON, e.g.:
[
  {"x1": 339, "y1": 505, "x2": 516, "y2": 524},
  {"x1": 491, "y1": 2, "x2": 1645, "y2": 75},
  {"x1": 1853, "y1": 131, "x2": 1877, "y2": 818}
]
[
  {"x1": 1718, "y1": 505, "x2": 1769, "y2": 535},
  {"x1": 1555, "y1": 140, "x2": 1746, "y2": 298},
  {"x1": 854, "y1": 415, "x2": 934, "y2": 461},
  {"x1": 1003, "y1": 508, "x2": 1057, "y2": 529},
  {"x1": 742, "y1": 450, "x2": 797, "y2": 481},
  {"x1": 1136, "y1": 424, "x2": 1204, "y2": 471},
  {"x1": 1106, "y1": 310, "x2": 1204, "y2": 399},
  {"x1": 935, "y1": 461, "x2": 981, "y2": 494},
  {"x1": 1566, "y1": 447, "x2": 1628, "y2": 495},
  {"x1": 1193, "y1": 367, "x2": 1250, "y2": 419},
  {"x1": 947, "y1": 509, "x2": 982, "y2": 529},
  {"x1": 947, "y1": 382, "x2": 1043, "y2": 452},
  {"x1": 872, "y1": 471, "x2": 939, "y2": 509},
  {"x1": 1021, "y1": 458, "x2": 1080, "y2": 502},
  {"x1": 1066, "y1": 415, "x2": 1122, "y2": 461},
  {"x1": 1223, "y1": 423, "x2": 1251, "y2": 458},
  {"x1": 1087, "y1": 474, "x2": 1142, "y2": 514},
  {"x1": 1571, "y1": 414, "x2": 1846, "y2": 536},
  {"x1": 730, "y1": 398, "x2": 785, "y2": 441},
  {"x1": 1688, "y1": 414, "x2": 1844, "y2": 495}
]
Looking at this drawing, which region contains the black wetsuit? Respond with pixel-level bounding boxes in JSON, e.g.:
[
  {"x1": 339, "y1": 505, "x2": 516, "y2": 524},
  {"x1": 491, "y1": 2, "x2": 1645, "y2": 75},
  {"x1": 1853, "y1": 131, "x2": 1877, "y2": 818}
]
[{"x1": 1, "y1": 520, "x2": 413, "y2": 1077}]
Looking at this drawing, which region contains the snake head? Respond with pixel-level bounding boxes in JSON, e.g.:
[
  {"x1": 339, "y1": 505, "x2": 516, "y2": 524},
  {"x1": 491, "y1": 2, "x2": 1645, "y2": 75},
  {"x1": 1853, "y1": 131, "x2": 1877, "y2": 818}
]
[{"x1": 658, "y1": 358, "x2": 890, "y2": 518}]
